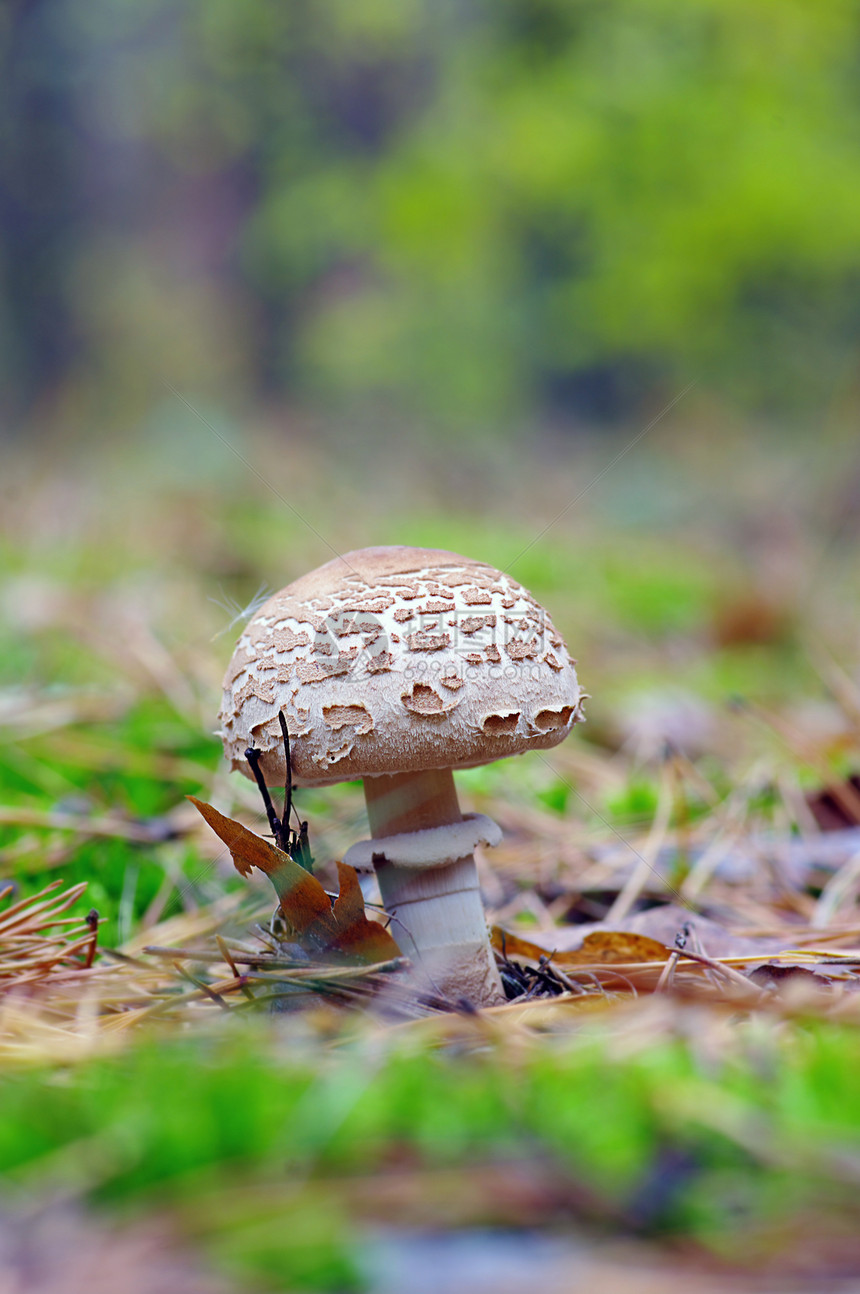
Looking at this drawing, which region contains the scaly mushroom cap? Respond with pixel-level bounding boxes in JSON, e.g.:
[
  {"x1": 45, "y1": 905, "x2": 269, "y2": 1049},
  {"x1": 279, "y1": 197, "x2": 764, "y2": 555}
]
[{"x1": 219, "y1": 545, "x2": 584, "y2": 787}]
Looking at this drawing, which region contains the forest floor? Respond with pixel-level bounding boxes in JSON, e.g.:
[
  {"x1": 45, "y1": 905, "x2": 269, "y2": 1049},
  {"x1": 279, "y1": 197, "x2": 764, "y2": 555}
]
[{"x1": 3, "y1": 421, "x2": 860, "y2": 1292}]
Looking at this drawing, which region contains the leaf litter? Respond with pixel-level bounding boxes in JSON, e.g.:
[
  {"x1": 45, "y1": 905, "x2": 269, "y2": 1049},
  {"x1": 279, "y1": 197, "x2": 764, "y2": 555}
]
[{"x1": 8, "y1": 779, "x2": 860, "y2": 1064}]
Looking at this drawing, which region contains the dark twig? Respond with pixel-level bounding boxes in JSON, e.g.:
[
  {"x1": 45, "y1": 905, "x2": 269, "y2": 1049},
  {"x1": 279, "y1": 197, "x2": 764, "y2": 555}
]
[
  {"x1": 244, "y1": 744, "x2": 285, "y2": 849},
  {"x1": 278, "y1": 712, "x2": 297, "y2": 831},
  {"x1": 657, "y1": 923, "x2": 690, "y2": 993},
  {"x1": 278, "y1": 712, "x2": 314, "y2": 869},
  {"x1": 245, "y1": 714, "x2": 314, "y2": 870},
  {"x1": 83, "y1": 908, "x2": 99, "y2": 969}
]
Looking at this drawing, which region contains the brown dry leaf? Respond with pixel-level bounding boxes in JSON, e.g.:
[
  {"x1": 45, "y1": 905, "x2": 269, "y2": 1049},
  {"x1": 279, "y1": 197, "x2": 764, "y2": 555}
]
[
  {"x1": 570, "y1": 930, "x2": 671, "y2": 965},
  {"x1": 493, "y1": 927, "x2": 670, "y2": 966},
  {"x1": 188, "y1": 797, "x2": 401, "y2": 965},
  {"x1": 512, "y1": 906, "x2": 792, "y2": 961},
  {"x1": 327, "y1": 863, "x2": 400, "y2": 963}
]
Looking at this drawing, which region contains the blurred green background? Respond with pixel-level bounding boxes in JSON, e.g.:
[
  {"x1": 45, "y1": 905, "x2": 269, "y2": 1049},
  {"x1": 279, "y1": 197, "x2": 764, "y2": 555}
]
[{"x1": 4, "y1": 0, "x2": 860, "y2": 439}]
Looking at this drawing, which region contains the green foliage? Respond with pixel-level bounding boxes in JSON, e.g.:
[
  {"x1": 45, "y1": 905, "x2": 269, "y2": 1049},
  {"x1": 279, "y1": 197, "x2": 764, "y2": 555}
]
[
  {"x1": 1, "y1": 1021, "x2": 860, "y2": 1286},
  {"x1": 605, "y1": 776, "x2": 660, "y2": 824},
  {"x1": 6, "y1": 0, "x2": 860, "y2": 422},
  {"x1": 0, "y1": 689, "x2": 226, "y2": 946}
]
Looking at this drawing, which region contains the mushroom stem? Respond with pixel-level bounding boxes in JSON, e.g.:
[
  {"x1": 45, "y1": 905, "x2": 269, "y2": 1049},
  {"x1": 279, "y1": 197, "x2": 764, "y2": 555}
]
[
  {"x1": 363, "y1": 769, "x2": 505, "y2": 1007},
  {"x1": 364, "y1": 768, "x2": 462, "y2": 836}
]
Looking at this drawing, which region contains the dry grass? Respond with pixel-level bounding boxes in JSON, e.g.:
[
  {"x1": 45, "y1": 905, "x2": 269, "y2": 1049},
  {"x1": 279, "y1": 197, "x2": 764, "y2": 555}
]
[{"x1": 3, "y1": 435, "x2": 860, "y2": 1059}]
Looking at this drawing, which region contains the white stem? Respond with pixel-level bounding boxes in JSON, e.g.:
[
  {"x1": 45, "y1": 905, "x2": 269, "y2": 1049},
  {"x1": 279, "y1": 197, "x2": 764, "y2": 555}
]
[
  {"x1": 362, "y1": 769, "x2": 504, "y2": 1007},
  {"x1": 342, "y1": 814, "x2": 502, "y2": 870}
]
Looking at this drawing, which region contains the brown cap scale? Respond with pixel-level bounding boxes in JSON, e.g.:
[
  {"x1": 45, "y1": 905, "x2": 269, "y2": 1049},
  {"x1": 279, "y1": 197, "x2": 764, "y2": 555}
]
[{"x1": 219, "y1": 546, "x2": 585, "y2": 1005}]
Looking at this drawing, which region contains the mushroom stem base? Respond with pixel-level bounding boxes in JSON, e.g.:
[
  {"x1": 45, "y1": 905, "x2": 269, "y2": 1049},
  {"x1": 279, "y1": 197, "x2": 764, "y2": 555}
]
[
  {"x1": 363, "y1": 769, "x2": 504, "y2": 1007},
  {"x1": 375, "y1": 855, "x2": 503, "y2": 1006}
]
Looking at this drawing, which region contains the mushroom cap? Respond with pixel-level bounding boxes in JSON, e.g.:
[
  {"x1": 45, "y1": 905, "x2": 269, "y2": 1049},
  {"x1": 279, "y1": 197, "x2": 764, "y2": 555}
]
[{"x1": 219, "y1": 545, "x2": 584, "y2": 787}]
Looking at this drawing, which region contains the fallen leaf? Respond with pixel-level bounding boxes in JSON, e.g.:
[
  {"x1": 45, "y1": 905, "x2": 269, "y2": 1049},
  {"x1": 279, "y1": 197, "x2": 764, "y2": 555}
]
[
  {"x1": 748, "y1": 963, "x2": 833, "y2": 990},
  {"x1": 571, "y1": 930, "x2": 671, "y2": 964},
  {"x1": 329, "y1": 862, "x2": 405, "y2": 964},
  {"x1": 188, "y1": 797, "x2": 401, "y2": 965},
  {"x1": 512, "y1": 905, "x2": 792, "y2": 960},
  {"x1": 493, "y1": 927, "x2": 670, "y2": 966}
]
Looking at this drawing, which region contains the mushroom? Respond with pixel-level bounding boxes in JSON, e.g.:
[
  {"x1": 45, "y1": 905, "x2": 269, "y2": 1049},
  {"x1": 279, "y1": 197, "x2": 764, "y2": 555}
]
[{"x1": 219, "y1": 546, "x2": 584, "y2": 1006}]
